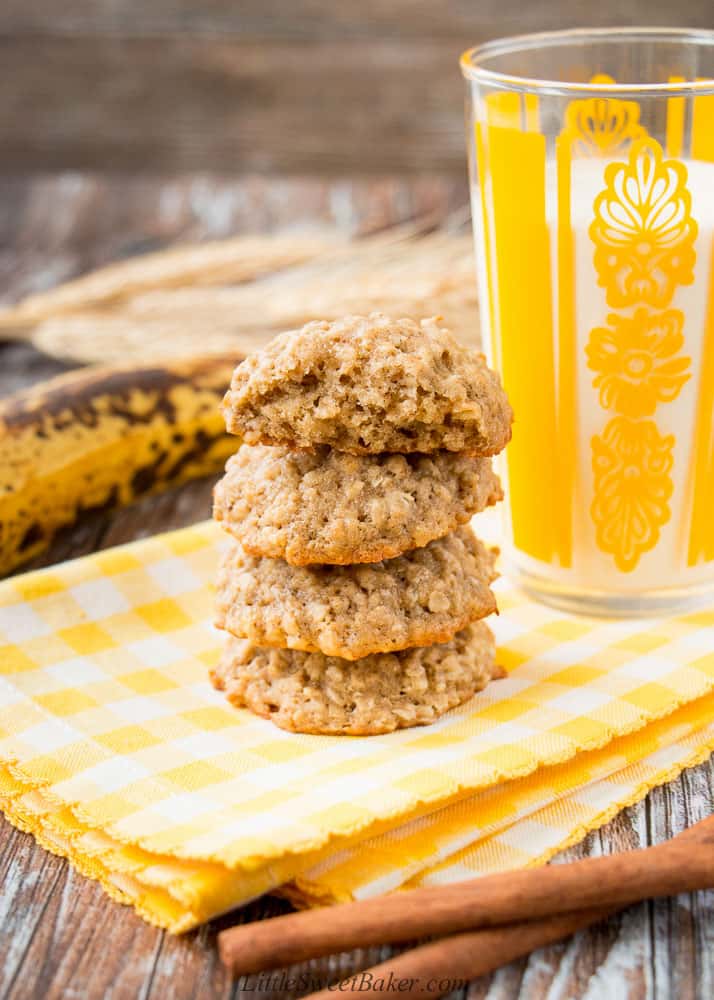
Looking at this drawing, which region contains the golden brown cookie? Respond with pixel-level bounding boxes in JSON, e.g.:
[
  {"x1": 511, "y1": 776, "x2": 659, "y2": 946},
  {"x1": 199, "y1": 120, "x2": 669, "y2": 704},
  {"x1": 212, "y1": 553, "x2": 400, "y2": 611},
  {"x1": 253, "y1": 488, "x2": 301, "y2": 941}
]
[
  {"x1": 212, "y1": 622, "x2": 499, "y2": 735},
  {"x1": 222, "y1": 313, "x2": 512, "y2": 455},
  {"x1": 215, "y1": 526, "x2": 498, "y2": 660},
  {"x1": 213, "y1": 444, "x2": 502, "y2": 566}
]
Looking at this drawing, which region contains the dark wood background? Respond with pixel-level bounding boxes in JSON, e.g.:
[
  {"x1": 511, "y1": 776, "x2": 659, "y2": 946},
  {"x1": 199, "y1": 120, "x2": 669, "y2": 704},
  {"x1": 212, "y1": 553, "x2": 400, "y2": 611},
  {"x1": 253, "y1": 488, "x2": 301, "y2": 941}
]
[{"x1": 1, "y1": 0, "x2": 713, "y2": 175}]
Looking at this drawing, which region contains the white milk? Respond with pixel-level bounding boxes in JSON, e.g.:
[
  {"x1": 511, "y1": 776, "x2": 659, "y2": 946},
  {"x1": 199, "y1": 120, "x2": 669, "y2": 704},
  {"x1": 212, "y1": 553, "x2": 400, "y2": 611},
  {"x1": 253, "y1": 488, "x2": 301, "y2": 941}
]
[
  {"x1": 474, "y1": 157, "x2": 714, "y2": 599},
  {"x1": 565, "y1": 158, "x2": 714, "y2": 592}
]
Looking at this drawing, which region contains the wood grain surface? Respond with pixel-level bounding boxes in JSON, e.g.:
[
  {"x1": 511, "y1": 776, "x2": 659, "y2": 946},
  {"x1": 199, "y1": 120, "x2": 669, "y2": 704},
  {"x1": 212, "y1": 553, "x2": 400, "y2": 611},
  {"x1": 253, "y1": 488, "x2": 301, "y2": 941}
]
[
  {"x1": 0, "y1": 172, "x2": 713, "y2": 999},
  {"x1": 1, "y1": 1, "x2": 713, "y2": 174}
]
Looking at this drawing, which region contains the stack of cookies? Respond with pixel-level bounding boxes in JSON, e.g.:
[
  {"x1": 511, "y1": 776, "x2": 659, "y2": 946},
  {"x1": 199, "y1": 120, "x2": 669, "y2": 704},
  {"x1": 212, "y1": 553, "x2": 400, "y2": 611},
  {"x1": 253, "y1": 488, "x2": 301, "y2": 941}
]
[{"x1": 212, "y1": 313, "x2": 513, "y2": 735}]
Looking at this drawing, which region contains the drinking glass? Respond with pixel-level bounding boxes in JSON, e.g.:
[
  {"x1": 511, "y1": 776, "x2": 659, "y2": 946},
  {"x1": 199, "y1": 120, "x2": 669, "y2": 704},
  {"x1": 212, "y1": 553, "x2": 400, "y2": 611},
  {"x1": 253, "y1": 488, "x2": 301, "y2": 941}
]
[{"x1": 461, "y1": 28, "x2": 714, "y2": 615}]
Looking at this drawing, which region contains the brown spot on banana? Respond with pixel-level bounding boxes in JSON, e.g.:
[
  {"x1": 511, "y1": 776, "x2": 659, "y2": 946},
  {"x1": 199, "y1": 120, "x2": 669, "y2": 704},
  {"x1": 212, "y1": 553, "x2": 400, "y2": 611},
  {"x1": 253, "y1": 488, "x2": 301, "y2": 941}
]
[{"x1": 0, "y1": 355, "x2": 241, "y2": 576}]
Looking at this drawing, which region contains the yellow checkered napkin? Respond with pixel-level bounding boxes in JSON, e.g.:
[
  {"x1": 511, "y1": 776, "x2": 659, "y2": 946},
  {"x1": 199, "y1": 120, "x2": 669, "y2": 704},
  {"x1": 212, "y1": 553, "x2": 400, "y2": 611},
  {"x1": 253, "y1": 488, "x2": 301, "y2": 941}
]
[
  {"x1": 410, "y1": 712, "x2": 714, "y2": 890},
  {"x1": 290, "y1": 690, "x2": 714, "y2": 904},
  {"x1": 1, "y1": 520, "x2": 714, "y2": 931}
]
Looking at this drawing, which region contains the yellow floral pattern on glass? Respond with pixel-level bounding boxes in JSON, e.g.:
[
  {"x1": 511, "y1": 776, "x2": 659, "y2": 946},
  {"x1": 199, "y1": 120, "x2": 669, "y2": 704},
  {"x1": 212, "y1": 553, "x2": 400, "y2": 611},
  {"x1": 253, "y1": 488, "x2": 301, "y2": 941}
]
[
  {"x1": 591, "y1": 417, "x2": 675, "y2": 573},
  {"x1": 562, "y1": 96, "x2": 645, "y2": 157},
  {"x1": 590, "y1": 137, "x2": 698, "y2": 308},
  {"x1": 585, "y1": 127, "x2": 699, "y2": 572},
  {"x1": 586, "y1": 308, "x2": 691, "y2": 417}
]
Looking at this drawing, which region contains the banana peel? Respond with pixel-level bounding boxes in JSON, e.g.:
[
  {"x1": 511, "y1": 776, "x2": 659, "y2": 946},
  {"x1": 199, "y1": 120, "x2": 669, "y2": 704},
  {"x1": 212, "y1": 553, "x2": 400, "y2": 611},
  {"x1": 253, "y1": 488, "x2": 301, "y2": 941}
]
[{"x1": 0, "y1": 355, "x2": 240, "y2": 576}]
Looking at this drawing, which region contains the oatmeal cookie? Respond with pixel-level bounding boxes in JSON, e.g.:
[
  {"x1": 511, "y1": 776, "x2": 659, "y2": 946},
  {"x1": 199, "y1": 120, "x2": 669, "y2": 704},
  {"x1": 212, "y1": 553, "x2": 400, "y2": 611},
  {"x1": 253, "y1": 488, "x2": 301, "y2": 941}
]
[
  {"x1": 212, "y1": 622, "x2": 500, "y2": 735},
  {"x1": 215, "y1": 526, "x2": 498, "y2": 660},
  {"x1": 213, "y1": 444, "x2": 502, "y2": 565},
  {"x1": 222, "y1": 313, "x2": 512, "y2": 455}
]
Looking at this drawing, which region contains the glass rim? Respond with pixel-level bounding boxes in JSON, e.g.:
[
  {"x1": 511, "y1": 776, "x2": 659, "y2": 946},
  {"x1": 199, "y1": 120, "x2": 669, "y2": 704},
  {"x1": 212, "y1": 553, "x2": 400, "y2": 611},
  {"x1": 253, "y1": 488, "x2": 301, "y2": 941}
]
[{"x1": 460, "y1": 27, "x2": 714, "y2": 97}]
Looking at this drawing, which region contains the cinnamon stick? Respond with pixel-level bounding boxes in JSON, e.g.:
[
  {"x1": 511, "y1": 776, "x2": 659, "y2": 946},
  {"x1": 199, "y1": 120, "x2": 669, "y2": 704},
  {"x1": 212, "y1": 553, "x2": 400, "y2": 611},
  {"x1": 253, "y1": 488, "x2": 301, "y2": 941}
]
[
  {"x1": 219, "y1": 814, "x2": 714, "y2": 975},
  {"x1": 304, "y1": 906, "x2": 613, "y2": 1000}
]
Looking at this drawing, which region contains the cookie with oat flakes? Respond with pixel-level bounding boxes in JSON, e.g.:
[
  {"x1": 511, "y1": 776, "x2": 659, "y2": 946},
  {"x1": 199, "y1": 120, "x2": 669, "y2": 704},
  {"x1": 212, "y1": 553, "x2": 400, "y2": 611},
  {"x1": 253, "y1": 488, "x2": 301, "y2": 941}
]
[
  {"x1": 212, "y1": 621, "x2": 501, "y2": 735},
  {"x1": 214, "y1": 526, "x2": 498, "y2": 660},
  {"x1": 222, "y1": 313, "x2": 512, "y2": 455},
  {"x1": 213, "y1": 443, "x2": 502, "y2": 566}
]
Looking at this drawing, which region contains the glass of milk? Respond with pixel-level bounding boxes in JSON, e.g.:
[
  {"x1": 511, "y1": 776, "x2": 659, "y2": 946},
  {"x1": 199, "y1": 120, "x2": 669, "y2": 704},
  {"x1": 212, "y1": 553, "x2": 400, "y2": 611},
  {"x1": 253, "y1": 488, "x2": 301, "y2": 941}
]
[{"x1": 461, "y1": 28, "x2": 714, "y2": 616}]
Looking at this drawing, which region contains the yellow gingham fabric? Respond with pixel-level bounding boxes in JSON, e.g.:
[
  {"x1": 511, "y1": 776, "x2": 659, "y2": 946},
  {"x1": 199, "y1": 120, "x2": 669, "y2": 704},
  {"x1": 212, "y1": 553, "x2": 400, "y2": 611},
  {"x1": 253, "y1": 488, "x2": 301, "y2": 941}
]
[
  {"x1": 1, "y1": 519, "x2": 714, "y2": 931},
  {"x1": 290, "y1": 691, "x2": 714, "y2": 903},
  {"x1": 410, "y1": 714, "x2": 714, "y2": 889}
]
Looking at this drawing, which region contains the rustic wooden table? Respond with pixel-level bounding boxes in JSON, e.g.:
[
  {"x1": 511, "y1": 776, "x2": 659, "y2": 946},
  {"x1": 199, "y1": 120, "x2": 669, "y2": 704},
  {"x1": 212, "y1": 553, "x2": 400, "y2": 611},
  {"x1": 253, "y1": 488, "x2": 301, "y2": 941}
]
[{"x1": 1, "y1": 173, "x2": 712, "y2": 1000}]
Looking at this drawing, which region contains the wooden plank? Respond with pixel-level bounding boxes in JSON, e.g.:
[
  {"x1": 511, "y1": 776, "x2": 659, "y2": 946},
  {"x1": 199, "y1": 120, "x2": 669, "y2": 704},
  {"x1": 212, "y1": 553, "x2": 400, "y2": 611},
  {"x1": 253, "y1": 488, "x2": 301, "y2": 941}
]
[
  {"x1": 0, "y1": 820, "x2": 67, "y2": 998},
  {"x1": 0, "y1": 173, "x2": 468, "y2": 311},
  {"x1": 0, "y1": 36, "x2": 465, "y2": 174},
  {"x1": 0, "y1": 815, "x2": 296, "y2": 1000},
  {"x1": 1, "y1": 1, "x2": 713, "y2": 174},
  {"x1": 1, "y1": 0, "x2": 713, "y2": 39}
]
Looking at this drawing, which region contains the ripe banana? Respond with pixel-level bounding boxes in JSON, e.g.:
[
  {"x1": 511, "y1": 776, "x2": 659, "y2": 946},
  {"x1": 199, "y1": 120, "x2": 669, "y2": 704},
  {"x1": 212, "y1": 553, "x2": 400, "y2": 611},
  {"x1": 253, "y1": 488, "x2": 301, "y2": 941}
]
[{"x1": 0, "y1": 355, "x2": 240, "y2": 577}]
